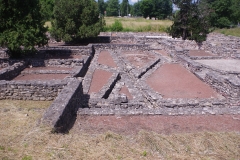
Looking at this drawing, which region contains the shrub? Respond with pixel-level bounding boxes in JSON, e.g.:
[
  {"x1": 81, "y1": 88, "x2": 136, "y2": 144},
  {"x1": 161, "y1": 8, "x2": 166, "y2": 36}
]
[
  {"x1": 51, "y1": 0, "x2": 105, "y2": 42},
  {"x1": 111, "y1": 20, "x2": 123, "y2": 32},
  {"x1": 0, "y1": 0, "x2": 48, "y2": 58}
]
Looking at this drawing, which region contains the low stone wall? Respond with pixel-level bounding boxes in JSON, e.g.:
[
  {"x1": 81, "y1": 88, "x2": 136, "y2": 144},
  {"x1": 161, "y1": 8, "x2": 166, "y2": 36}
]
[
  {"x1": 206, "y1": 72, "x2": 240, "y2": 104},
  {"x1": 78, "y1": 104, "x2": 240, "y2": 115},
  {"x1": 38, "y1": 45, "x2": 94, "y2": 57},
  {"x1": 93, "y1": 44, "x2": 150, "y2": 51},
  {"x1": 178, "y1": 54, "x2": 240, "y2": 77},
  {"x1": 28, "y1": 55, "x2": 90, "y2": 67},
  {"x1": 0, "y1": 59, "x2": 25, "y2": 68},
  {"x1": 0, "y1": 61, "x2": 26, "y2": 80},
  {"x1": 0, "y1": 59, "x2": 9, "y2": 68},
  {"x1": 0, "y1": 49, "x2": 9, "y2": 59},
  {"x1": 42, "y1": 79, "x2": 83, "y2": 132},
  {"x1": 0, "y1": 79, "x2": 67, "y2": 100},
  {"x1": 20, "y1": 66, "x2": 83, "y2": 77},
  {"x1": 176, "y1": 54, "x2": 240, "y2": 105}
]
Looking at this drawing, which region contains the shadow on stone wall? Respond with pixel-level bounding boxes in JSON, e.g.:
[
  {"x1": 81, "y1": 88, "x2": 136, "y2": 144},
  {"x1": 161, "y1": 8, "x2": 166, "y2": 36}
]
[{"x1": 42, "y1": 79, "x2": 88, "y2": 134}]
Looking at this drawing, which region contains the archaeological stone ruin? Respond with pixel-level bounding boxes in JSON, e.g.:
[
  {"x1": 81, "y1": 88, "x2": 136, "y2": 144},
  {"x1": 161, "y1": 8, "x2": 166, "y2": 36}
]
[{"x1": 0, "y1": 32, "x2": 240, "y2": 132}]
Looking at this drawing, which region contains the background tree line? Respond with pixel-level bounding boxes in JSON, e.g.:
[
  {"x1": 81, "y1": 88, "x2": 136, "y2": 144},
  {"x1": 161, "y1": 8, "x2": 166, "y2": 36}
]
[{"x1": 98, "y1": 0, "x2": 173, "y2": 18}]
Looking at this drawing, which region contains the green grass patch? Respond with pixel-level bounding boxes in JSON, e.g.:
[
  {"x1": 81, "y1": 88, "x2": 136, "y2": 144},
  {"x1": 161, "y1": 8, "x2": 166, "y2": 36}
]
[
  {"x1": 214, "y1": 27, "x2": 240, "y2": 37},
  {"x1": 104, "y1": 17, "x2": 172, "y2": 33},
  {"x1": 46, "y1": 18, "x2": 172, "y2": 33}
]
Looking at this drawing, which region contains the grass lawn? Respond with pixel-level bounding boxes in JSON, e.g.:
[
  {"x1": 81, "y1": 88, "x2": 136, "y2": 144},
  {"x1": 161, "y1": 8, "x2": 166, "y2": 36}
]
[
  {"x1": 214, "y1": 27, "x2": 240, "y2": 37},
  {"x1": 45, "y1": 18, "x2": 240, "y2": 37},
  {"x1": 104, "y1": 17, "x2": 172, "y2": 32},
  {"x1": 0, "y1": 100, "x2": 239, "y2": 159}
]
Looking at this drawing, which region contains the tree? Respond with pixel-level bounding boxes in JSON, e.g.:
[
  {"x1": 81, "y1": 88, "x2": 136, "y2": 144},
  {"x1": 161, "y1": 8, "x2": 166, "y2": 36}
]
[
  {"x1": 120, "y1": 0, "x2": 130, "y2": 16},
  {"x1": 168, "y1": 0, "x2": 210, "y2": 43},
  {"x1": 158, "y1": 0, "x2": 172, "y2": 19},
  {"x1": 106, "y1": 0, "x2": 119, "y2": 16},
  {"x1": 208, "y1": 0, "x2": 240, "y2": 28},
  {"x1": 132, "y1": 1, "x2": 142, "y2": 16},
  {"x1": 140, "y1": 0, "x2": 154, "y2": 18},
  {"x1": 40, "y1": 0, "x2": 54, "y2": 21},
  {"x1": 231, "y1": 0, "x2": 240, "y2": 24},
  {"x1": 98, "y1": 0, "x2": 105, "y2": 15},
  {"x1": 51, "y1": 0, "x2": 105, "y2": 42},
  {"x1": 0, "y1": 0, "x2": 48, "y2": 58},
  {"x1": 140, "y1": 0, "x2": 172, "y2": 19}
]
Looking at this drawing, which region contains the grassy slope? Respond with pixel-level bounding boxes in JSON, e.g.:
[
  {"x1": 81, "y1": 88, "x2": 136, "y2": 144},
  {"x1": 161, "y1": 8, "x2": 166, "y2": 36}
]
[{"x1": 0, "y1": 100, "x2": 239, "y2": 160}]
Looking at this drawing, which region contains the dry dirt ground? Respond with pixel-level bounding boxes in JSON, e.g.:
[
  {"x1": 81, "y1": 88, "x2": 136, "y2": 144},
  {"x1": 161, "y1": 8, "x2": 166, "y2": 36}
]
[{"x1": 0, "y1": 100, "x2": 240, "y2": 160}]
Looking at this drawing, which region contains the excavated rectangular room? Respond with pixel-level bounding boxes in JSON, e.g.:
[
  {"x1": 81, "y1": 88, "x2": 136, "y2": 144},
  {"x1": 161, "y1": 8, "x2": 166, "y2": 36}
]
[
  {"x1": 121, "y1": 50, "x2": 157, "y2": 68},
  {"x1": 195, "y1": 59, "x2": 240, "y2": 72},
  {"x1": 146, "y1": 63, "x2": 221, "y2": 99}
]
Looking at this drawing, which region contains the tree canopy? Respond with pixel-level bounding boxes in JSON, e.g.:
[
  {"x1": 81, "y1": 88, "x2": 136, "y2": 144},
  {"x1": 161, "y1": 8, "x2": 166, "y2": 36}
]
[
  {"x1": 40, "y1": 0, "x2": 54, "y2": 21},
  {"x1": 140, "y1": 0, "x2": 172, "y2": 19},
  {"x1": 208, "y1": 0, "x2": 240, "y2": 28},
  {"x1": 168, "y1": 0, "x2": 210, "y2": 43},
  {"x1": 120, "y1": 0, "x2": 130, "y2": 16},
  {"x1": 106, "y1": 0, "x2": 119, "y2": 16},
  {"x1": 98, "y1": 0, "x2": 106, "y2": 15},
  {"x1": 132, "y1": 1, "x2": 142, "y2": 16},
  {"x1": 51, "y1": 0, "x2": 105, "y2": 42},
  {"x1": 0, "y1": 0, "x2": 48, "y2": 58}
]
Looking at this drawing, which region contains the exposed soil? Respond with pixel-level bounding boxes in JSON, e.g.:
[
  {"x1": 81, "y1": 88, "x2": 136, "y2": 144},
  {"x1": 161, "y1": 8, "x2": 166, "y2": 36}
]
[
  {"x1": 88, "y1": 69, "x2": 113, "y2": 94},
  {"x1": 73, "y1": 114, "x2": 240, "y2": 135},
  {"x1": 13, "y1": 74, "x2": 68, "y2": 80},
  {"x1": 119, "y1": 85, "x2": 133, "y2": 100},
  {"x1": 146, "y1": 63, "x2": 221, "y2": 98},
  {"x1": 24, "y1": 66, "x2": 73, "y2": 71},
  {"x1": 111, "y1": 33, "x2": 117, "y2": 37},
  {"x1": 155, "y1": 50, "x2": 169, "y2": 57},
  {"x1": 97, "y1": 50, "x2": 117, "y2": 68},
  {"x1": 188, "y1": 50, "x2": 215, "y2": 57},
  {"x1": 122, "y1": 51, "x2": 156, "y2": 68}
]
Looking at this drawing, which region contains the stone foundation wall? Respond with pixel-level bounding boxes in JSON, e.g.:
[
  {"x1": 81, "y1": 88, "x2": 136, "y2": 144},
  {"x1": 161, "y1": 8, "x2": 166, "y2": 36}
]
[
  {"x1": 93, "y1": 44, "x2": 149, "y2": 51},
  {"x1": 28, "y1": 55, "x2": 90, "y2": 67},
  {"x1": 0, "y1": 61, "x2": 26, "y2": 80},
  {"x1": 38, "y1": 45, "x2": 94, "y2": 57},
  {"x1": 177, "y1": 54, "x2": 240, "y2": 104},
  {"x1": 20, "y1": 66, "x2": 83, "y2": 77},
  {"x1": 0, "y1": 49, "x2": 9, "y2": 59},
  {"x1": 78, "y1": 104, "x2": 239, "y2": 115},
  {"x1": 42, "y1": 79, "x2": 83, "y2": 132},
  {"x1": 0, "y1": 79, "x2": 67, "y2": 100},
  {"x1": 205, "y1": 73, "x2": 240, "y2": 104}
]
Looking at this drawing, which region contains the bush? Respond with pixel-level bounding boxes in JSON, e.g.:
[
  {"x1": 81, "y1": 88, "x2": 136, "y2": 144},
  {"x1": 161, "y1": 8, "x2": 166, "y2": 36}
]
[
  {"x1": 216, "y1": 17, "x2": 232, "y2": 28},
  {"x1": 0, "y1": 0, "x2": 48, "y2": 58},
  {"x1": 51, "y1": 0, "x2": 105, "y2": 42},
  {"x1": 110, "y1": 20, "x2": 123, "y2": 32}
]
